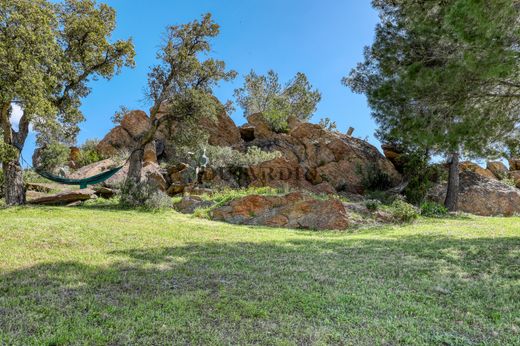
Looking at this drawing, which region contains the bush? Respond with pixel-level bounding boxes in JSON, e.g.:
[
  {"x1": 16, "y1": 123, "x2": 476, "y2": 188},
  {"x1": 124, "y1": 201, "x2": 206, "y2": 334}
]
[
  {"x1": 75, "y1": 139, "x2": 106, "y2": 168},
  {"x1": 420, "y1": 201, "x2": 448, "y2": 217},
  {"x1": 205, "y1": 146, "x2": 281, "y2": 169},
  {"x1": 401, "y1": 151, "x2": 447, "y2": 205},
  {"x1": 365, "y1": 199, "x2": 382, "y2": 212},
  {"x1": 365, "y1": 190, "x2": 396, "y2": 205},
  {"x1": 119, "y1": 180, "x2": 172, "y2": 211},
  {"x1": 358, "y1": 163, "x2": 392, "y2": 192},
  {"x1": 318, "y1": 117, "x2": 337, "y2": 132},
  {"x1": 501, "y1": 177, "x2": 517, "y2": 187},
  {"x1": 37, "y1": 141, "x2": 69, "y2": 172},
  {"x1": 388, "y1": 199, "x2": 419, "y2": 223}
]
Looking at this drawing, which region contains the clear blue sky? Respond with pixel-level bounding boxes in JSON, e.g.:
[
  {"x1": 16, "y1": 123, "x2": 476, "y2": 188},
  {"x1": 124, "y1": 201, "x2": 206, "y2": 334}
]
[{"x1": 20, "y1": 0, "x2": 380, "y2": 162}]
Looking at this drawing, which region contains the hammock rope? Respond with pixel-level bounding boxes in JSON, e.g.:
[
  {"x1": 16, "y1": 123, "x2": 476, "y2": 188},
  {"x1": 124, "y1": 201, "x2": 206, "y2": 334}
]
[{"x1": 20, "y1": 149, "x2": 141, "y2": 189}]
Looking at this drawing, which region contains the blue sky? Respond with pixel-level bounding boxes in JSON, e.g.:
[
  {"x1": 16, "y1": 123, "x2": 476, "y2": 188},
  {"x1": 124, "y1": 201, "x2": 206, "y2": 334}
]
[{"x1": 18, "y1": 0, "x2": 380, "y2": 162}]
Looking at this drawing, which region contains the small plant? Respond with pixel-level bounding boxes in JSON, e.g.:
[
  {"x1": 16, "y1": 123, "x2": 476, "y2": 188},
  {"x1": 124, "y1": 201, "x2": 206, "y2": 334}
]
[
  {"x1": 420, "y1": 201, "x2": 448, "y2": 217},
  {"x1": 318, "y1": 117, "x2": 337, "y2": 132},
  {"x1": 388, "y1": 198, "x2": 419, "y2": 223},
  {"x1": 501, "y1": 177, "x2": 517, "y2": 188},
  {"x1": 365, "y1": 199, "x2": 382, "y2": 212}
]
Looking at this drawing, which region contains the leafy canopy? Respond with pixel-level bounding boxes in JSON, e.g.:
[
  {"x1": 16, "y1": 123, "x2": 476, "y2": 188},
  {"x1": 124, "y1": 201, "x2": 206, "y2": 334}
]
[
  {"x1": 344, "y1": 0, "x2": 520, "y2": 159},
  {"x1": 234, "y1": 70, "x2": 321, "y2": 132},
  {"x1": 144, "y1": 13, "x2": 236, "y2": 148},
  {"x1": 0, "y1": 0, "x2": 135, "y2": 149}
]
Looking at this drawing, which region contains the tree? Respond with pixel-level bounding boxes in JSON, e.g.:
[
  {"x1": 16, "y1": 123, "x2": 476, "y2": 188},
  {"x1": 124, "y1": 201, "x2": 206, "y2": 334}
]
[
  {"x1": 344, "y1": 0, "x2": 520, "y2": 211},
  {"x1": 0, "y1": 0, "x2": 135, "y2": 205},
  {"x1": 123, "y1": 13, "x2": 236, "y2": 204},
  {"x1": 234, "y1": 70, "x2": 321, "y2": 132}
]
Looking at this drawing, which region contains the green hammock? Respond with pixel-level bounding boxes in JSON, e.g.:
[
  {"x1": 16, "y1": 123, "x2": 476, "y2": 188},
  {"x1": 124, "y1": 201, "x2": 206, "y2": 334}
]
[{"x1": 36, "y1": 165, "x2": 124, "y2": 189}]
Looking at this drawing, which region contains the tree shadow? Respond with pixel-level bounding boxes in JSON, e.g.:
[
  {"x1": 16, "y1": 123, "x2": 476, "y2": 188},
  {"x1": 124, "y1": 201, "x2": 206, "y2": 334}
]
[{"x1": 1, "y1": 235, "x2": 518, "y2": 344}]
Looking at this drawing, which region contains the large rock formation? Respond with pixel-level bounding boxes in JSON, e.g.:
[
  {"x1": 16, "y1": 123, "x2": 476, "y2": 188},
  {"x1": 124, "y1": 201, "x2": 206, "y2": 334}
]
[
  {"x1": 487, "y1": 161, "x2": 508, "y2": 179},
  {"x1": 211, "y1": 192, "x2": 349, "y2": 230},
  {"x1": 459, "y1": 161, "x2": 497, "y2": 180},
  {"x1": 428, "y1": 171, "x2": 520, "y2": 216},
  {"x1": 239, "y1": 114, "x2": 401, "y2": 194},
  {"x1": 95, "y1": 107, "x2": 401, "y2": 195}
]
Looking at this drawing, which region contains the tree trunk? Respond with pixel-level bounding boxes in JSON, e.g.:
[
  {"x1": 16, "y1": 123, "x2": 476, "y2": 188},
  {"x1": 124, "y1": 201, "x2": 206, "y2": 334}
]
[
  {"x1": 444, "y1": 152, "x2": 460, "y2": 211},
  {"x1": 1, "y1": 103, "x2": 29, "y2": 206},
  {"x1": 125, "y1": 148, "x2": 144, "y2": 185},
  {"x1": 3, "y1": 155, "x2": 25, "y2": 206}
]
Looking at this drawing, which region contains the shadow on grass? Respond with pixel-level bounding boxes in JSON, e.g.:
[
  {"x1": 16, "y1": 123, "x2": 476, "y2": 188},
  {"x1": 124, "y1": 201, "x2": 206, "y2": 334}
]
[{"x1": 1, "y1": 235, "x2": 519, "y2": 344}]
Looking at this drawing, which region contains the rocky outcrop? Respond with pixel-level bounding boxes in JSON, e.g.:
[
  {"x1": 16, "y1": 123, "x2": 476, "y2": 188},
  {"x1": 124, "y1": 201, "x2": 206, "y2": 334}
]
[
  {"x1": 459, "y1": 161, "x2": 497, "y2": 180},
  {"x1": 173, "y1": 196, "x2": 214, "y2": 214},
  {"x1": 428, "y1": 171, "x2": 520, "y2": 216},
  {"x1": 487, "y1": 161, "x2": 508, "y2": 179},
  {"x1": 241, "y1": 114, "x2": 401, "y2": 194},
  {"x1": 95, "y1": 106, "x2": 400, "y2": 195},
  {"x1": 211, "y1": 192, "x2": 349, "y2": 230},
  {"x1": 29, "y1": 188, "x2": 96, "y2": 205},
  {"x1": 509, "y1": 171, "x2": 520, "y2": 188},
  {"x1": 68, "y1": 158, "x2": 166, "y2": 190},
  {"x1": 509, "y1": 158, "x2": 520, "y2": 171},
  {"x1": 97, "y1": 110, "x2": 150, "y2": 157}
]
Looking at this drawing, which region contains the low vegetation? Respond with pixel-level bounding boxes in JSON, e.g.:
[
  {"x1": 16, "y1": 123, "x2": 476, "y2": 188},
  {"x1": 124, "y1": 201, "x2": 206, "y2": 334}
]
[{"x1": 0, "y1": 207, "x2": 518, "y2": 344}]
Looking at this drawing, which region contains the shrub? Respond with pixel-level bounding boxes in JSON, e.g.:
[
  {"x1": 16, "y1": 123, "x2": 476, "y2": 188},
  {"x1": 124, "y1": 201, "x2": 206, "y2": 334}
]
[
  {"x1": 318, "y1": 117, "x2": 337, "y2": 132},
  {"x1": 365, "y1": 189, "x2": 396, "y2": 205},
  {"x1": 205, "y1": 146, "x2": 281, "y2": 168},
  {"x1": 501, "y1": 177, "x2": 517, "y2": 187},
  {"x1": 388, "y1": 199, "x2": 419, "y2": 223},
  {"x1": 401, "y1": 150, "x2": 447, "y2": 205},
  {"x1": 365, "y1": 199, "x2": 382, "y2": 212},
  {"x1": 76, "y1": 139, "x2": 105, "y2": 168},
  {"x1": 37, "y1": 141, "x2": 69, "y2": 172},
  {"x1": 420, "y1": 201, "x2": 448, "y2": 217},
  {"x1": 358, "y1": 163, "x2": 392, "y2": 192},
  {"x1": 119, "y1": 180, "x2": 172, "y2": 211}
]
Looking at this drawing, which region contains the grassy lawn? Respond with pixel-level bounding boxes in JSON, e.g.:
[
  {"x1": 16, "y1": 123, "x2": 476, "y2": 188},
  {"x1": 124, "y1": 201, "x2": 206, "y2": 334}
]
[{"x1": 0, "y1": 206, "x2": 519, "y2": 345}]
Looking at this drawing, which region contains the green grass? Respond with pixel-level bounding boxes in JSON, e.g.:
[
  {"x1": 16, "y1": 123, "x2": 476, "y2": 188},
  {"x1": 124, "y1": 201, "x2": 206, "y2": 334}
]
[{"x1": 0, "y1": 206, "x2": 519, "y2": 345}]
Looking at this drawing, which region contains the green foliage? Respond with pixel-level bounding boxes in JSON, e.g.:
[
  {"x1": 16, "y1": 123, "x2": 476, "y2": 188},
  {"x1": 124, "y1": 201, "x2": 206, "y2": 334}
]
[
  {"x1": 119, "y1": 180, "x2": 172, "y2": 211},
  {"x1": 501, "y1": 177, "x2": 517, "y2": 188},
  {"x1": 234, "y1": 70, "x2": 321, "y2": 132},
  {"x1": 365, "y1": 199, "x2": 381, "y2": 212},
  {"x1": 0, "y1": 0, "x2": 134, "y2": 204},
  {"x1": 388, "y1": 199, "x2": 419, "y2": 223},
  {"x1": 358, "y1": 163, "x2": 392, "y2": 192},
  {"x1": 205, "y1": 145, "x2": 281, "y2": 169},
  {"x1": 76, "y1": 139, "x2": 105, "y2": 168},
  {"x1": 420, "y1": 202, "x2": 448, "y2": 218},
  {"x1": 135, "y1": 13, "x2": 236, "y2": 190},
  {"x1": 318, "y1": 117, "x2": 337, "y2": 132},
  {"x1": 0, "y1": 143, "x2": 17, "y2": 162},
  {"x1": 345, "y1": 0, "x2": 520, "y2": 164},
  {"x1": 365, "y1": 190, "x2": 396, "y2": 205},
  {"x1": 400, "y1": 150, "x2": 446, "y2": 205},
  {"x1": 37, "y1": 141, "x2": 69, "y2": 172},
  {"x1": 23, "y1": 169, "x2": 52, "y2": 184},
  {"x1": 111, "y1": 106, "x2": 130, "y2": 125}
]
